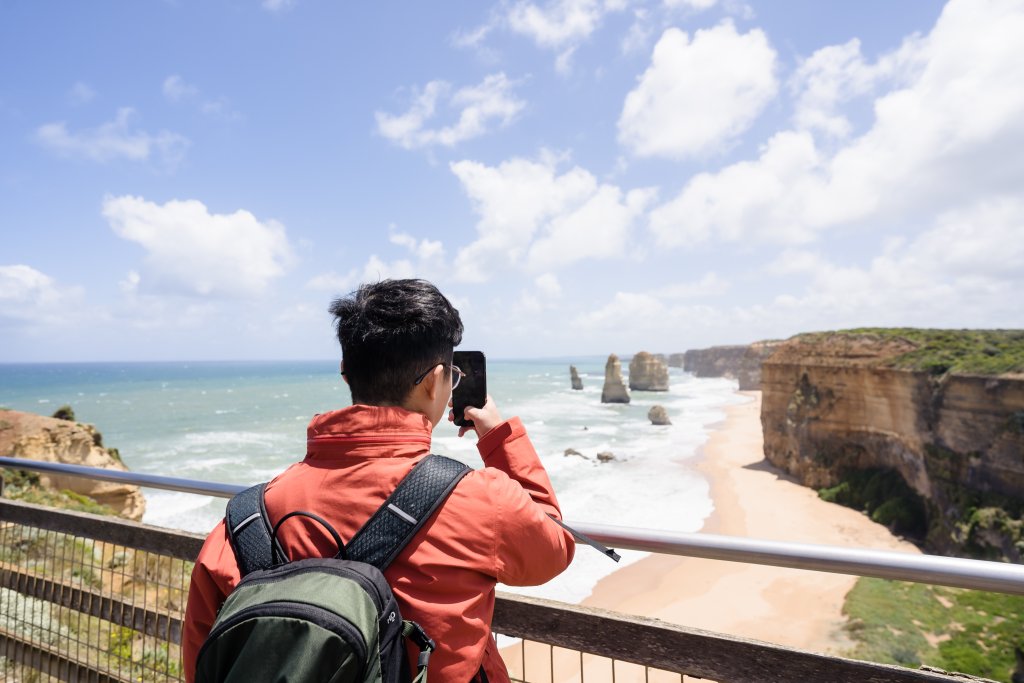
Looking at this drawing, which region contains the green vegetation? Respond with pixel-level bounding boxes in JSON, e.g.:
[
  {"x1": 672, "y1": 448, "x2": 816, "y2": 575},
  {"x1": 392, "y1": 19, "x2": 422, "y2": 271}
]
[
  {"x1": 832, "y1": 328, "x2": 1024, "y2": 375},
  {"x1": 1, "y1": 467, "x2": 116, "y2": 516},
  {"x1": 51, "y1": 404, "x2": 76, "y2": 421},
  {"x1": 843, "y1": 577, "x2": 1024, "y2": 681},
  {"x1": 819, "y1": 468, "x2": 928, "y2": 538}
]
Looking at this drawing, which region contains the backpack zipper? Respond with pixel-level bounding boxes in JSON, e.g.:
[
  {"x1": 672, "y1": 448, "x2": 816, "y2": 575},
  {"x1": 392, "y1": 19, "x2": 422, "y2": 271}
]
[{"x1": 234, "y1": 561, "x2": 390, "y2": 615}]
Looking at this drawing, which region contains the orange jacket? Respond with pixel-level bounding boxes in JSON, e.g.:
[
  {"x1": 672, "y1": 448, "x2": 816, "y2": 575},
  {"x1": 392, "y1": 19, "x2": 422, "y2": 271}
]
[{"x1": 183, "y1": 405, "x2": 575, "y2": 682}]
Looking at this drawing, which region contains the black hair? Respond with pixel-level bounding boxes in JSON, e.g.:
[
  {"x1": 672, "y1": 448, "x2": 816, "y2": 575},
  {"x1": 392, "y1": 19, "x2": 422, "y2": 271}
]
[{"x1": 329, "y1": 279, "x2": 464, "y2": 405}]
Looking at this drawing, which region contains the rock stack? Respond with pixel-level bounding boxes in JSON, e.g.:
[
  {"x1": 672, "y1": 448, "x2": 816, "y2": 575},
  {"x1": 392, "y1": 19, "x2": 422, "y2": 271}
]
[
  {"x1": 629, "y1": 351, "x2": 670, "y2": 391},
  {"x1": 570, "y1": 365, "x2": 583, "y2": 390},
  {"x1": 601, "y1": 354, "x2": 630, "y2": 403},
  {"x1": 648, "y1": 405, "x2": 672, "y2": 425}
]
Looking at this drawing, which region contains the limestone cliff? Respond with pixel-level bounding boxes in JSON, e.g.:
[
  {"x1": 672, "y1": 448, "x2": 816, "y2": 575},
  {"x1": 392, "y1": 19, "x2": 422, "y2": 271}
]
[
  {"x1": 684, "y1": 342, "x2": 779, "y2": 390},
  {"x1": 601, "y1": 354, "x2": 630, "y2": 404},
  {"x1": 628, "y1": 351, "x2": 669, "y2": 391},
  {"x1": 0, "y1": 409, "x2": 146, "y2": 520},
  {"x1": 761, "y1": 331, "x2": 1024, "y2": 560}
]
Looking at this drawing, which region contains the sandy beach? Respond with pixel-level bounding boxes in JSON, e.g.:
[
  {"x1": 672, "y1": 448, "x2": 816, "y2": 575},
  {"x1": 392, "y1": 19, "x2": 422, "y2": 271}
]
[
  {"x1": 503, "y1": 390, "x2": 921, "y2": 681},
  {"x1": 581, "y1": 390, "x2": 920, "y2": 649}
]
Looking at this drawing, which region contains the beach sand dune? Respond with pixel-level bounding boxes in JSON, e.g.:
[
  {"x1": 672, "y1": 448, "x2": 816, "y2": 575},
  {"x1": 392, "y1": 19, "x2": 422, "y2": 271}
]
[{"x1": 503, "y1": 390, "x2": 920, "y2": 682}]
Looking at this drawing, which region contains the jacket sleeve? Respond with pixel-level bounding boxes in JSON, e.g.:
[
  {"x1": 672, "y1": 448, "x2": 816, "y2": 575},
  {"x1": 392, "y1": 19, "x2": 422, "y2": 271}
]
[
  {"x1": 183, "y1": 520, "x2": 242, "y2": 683},
  {"x1": 476, "y1": 417, "x2": 575, "y2": 586}
]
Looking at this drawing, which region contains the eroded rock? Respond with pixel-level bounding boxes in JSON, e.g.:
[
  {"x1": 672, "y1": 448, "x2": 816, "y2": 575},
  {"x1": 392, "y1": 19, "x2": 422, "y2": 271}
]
[{"x1": 601, "y1": 354, "x2": 630, "y2": 404}]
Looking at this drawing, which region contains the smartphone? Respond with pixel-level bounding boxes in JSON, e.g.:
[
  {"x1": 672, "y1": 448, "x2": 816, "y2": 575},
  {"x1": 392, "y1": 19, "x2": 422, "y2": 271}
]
[{"x1": 452, "y1": 351, "x2": 486, "y2": 428}]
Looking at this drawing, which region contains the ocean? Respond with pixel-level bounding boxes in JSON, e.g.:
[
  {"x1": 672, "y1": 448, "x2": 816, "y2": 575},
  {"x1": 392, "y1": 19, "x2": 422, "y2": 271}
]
[{"x1": 0, "y1": 359, "x2": 747, "y2": 604}]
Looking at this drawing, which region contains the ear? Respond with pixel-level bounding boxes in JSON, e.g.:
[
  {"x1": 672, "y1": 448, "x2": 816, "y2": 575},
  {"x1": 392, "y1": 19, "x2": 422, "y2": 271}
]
[
  {"x1": 339, "y1": 360, "x2": 349, "y2": 385},
  {"x1": 422, "y1": 364, "x2": 444, "y2": 401}
]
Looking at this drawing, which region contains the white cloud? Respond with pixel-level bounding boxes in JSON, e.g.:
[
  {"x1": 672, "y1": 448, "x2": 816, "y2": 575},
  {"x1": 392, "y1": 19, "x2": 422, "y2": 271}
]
[
  {"x1": 649, "y1": 0, "x2": 1024, "y2": 247},
  {"x1": 163, "y1": 76, "x2": 240, "y2": 120},
  {"x1": 35, "y1": 108, "x2": 189, "y2": 165},
  {"x1": 0, "y1": 265, "x2": 84, "y2": 324},
  {"x1": 618, "y1": 22, "x2": 778, "y2": 159},
  {"x1": 535, "y1": 273, "x2": 562, "y2": 297},
  {"x1": 664, "y1": 0, "x2": 717, "y2": 9},
  {"x1": 508, "y1": 0, "x2": 608, "y2": 48},
  {"x1": 789, "y1": 36, "x2": 926, "y2": 138},
  {"x1": 307, "y1": 229, "x2": 446, "y2": 293},
  {"x1": 648, "y1": 130, "x2": 822, "y2": 246},
  {"x1": 376, "y1": 73, "x2": 525, "y2": 149},
  {"x1": 119, "y1": 270, "x2": 141, "y2": 294},
  {"x1": 580, "y1": 196, "x2": 1024, "y2": 349},
  {"x1": 654, "y1": 272, "x2": 730, "y2": 298},
  {"x1": 450, "y1": 153, "x2": 654, "y2": 281},
  {"x1": 262, "y1": 0, "x2": 297, "y2": 12},
  {"x1": 102, "y1": 195, "x2": 295, "y2": 297},
  {"x1": 459, "y1": 0, "x2": 629, "y2": 72},
  {"x1": 162, "y1": 75, "x2": 199, "y2": 102},
  {"x1": 68, "y1": 82, "x2": 96, "y2": 105}
]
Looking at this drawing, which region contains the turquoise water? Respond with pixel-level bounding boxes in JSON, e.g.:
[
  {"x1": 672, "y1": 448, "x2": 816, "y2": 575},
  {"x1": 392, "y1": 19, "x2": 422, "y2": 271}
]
[{"x1": 0, "y1": 359, "x2": 746, "y2": 602}]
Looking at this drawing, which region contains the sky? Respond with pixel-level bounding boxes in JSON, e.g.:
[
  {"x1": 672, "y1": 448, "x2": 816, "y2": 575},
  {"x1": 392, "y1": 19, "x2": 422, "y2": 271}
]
[{"x1": 1, "y1": 0, "x2": 1022, "y2": 362}]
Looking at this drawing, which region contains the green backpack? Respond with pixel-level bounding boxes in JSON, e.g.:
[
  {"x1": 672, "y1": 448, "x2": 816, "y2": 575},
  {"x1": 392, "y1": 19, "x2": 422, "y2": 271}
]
[{"x1": 195, "y1": 454, "x2": 470, "y2": 683}]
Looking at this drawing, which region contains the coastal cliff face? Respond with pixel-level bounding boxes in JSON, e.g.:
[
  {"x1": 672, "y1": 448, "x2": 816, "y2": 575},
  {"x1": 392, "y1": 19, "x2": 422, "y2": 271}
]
[
  {"x1": 0, "y1": 410, "x2": 146, "y2": 520},
  {"x1": 761, "y1": 334, "x2": 1024, "y2": 559},
  {"x1": 684, "y1": 342, "x2": 779, "y2": 390},
  {"x1": 629, "y1": 351, "x2": 669, "y2": 391}
]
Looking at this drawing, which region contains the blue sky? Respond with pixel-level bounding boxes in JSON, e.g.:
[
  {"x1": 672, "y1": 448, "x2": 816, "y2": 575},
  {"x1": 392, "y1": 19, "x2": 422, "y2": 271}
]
[{"x1": 2, "y1": 0, "x2": 1021, "y2": 362}]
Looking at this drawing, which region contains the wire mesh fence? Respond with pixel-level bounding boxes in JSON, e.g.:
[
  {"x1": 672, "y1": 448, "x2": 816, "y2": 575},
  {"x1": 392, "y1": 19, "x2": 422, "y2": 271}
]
[
  {"x1": 0, "y1": 519, "x2": 190, "y2": 682},
  {"x1": 0, "y1": 498, "x2": 983, "y2": 683},
  {"x1": 497, "y1": 638, "x2": 689, "y2": 682}
]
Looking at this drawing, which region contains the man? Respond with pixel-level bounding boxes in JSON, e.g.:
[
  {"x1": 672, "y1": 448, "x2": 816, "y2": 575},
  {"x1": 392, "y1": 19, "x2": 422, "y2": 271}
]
[{"x1": 183, "y1": 279, "x2": 575, "y2": 682}]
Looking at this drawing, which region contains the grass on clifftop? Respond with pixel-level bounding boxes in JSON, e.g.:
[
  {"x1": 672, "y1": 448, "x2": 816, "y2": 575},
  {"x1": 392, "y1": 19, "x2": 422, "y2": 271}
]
[
  {"x1": 1, "y1": 467, "x2": 116, "y2": 516},
  {"x1": 843, "y1": 577, "x2": 1024, "y2": 681},
  {"x1": 832, "y1": 328, "x2": 1024, "y2": 375}
]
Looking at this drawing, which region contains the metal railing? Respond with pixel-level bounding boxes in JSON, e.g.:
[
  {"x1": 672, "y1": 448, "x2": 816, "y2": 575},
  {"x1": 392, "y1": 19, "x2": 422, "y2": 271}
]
[
  {"x1": 3, "y1": 456, "x2": 1023, "y2": 596},
  {"x1": 0, "y1": 497, "x2": 988, "y2": 683}
]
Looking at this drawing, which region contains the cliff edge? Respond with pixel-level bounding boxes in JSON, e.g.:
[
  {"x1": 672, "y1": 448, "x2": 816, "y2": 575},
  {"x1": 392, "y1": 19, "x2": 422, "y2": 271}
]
[
  {"x1": 684, "y1": 341, "x2": 780, "y2": 390},
  {"x1": 0, "y1": 408, "x2": 146, "y2": 520},
  {"x1": 761, "y1": 329, "x2": 1024, "y2": 561}
]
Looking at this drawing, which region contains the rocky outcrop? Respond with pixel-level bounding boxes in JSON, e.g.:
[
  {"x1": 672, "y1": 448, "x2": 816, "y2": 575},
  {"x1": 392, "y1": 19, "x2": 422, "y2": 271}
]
[
  {"x1": 761, "y1": 333, "x2": 1024, "y2": 560},
  {"x1": 601, "y1": 354, "x2": 630, "y2": 404},
  {"x1": 684, "y1": 342, "x2": 780, "y2": 390},
  {"x1": 570, "y1": 365, "x2": 583, "y2": 390},
  {"x1": 0, "y1": 410, "x2": 146, "y2": 520},
  {"x1": 648, "y1": 405, "x2": 671, "y2": 425},
  {"x1": 629, "y1": 351, "x2": 670, "y2": 391}
]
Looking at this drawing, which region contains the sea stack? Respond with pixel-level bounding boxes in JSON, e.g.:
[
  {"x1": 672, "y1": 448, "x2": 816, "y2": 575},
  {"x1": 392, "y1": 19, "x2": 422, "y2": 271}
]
[
  {"x1": 601, "y1": 354, "x2": 630, "y2": 403},
  {"x1": 570, "y1": 365, "x2": 583, "y2": 390},
  {"x1": 648, "y1": 405, "x2": 672, "y2": 425},
  {"x1": 629, "y1": 351, "x2": 670, "y2": 391}
]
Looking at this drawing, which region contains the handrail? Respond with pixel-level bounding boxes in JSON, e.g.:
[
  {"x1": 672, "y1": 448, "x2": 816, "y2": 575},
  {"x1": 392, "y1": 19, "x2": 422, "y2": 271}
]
[{"x1": 3, "y1": 455, "x2": 1024, "y2": 596}]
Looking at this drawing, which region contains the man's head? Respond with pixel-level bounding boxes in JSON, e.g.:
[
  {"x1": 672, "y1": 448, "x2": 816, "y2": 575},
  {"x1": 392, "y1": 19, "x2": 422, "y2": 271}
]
[{"x1": 329, "y1": 279, "x2": 464, "y2": 408}]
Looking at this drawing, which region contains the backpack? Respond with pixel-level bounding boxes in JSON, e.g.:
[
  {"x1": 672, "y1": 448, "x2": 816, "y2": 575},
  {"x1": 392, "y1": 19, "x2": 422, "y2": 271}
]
[{"x1": 195, "y1": 454, "x2": 471, "y2": 683}]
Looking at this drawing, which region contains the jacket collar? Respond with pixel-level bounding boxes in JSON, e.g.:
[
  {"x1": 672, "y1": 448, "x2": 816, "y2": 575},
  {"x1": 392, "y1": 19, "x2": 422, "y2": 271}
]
[{"x1": 305, "y1": 404, "x2": 433, "y2": 459}]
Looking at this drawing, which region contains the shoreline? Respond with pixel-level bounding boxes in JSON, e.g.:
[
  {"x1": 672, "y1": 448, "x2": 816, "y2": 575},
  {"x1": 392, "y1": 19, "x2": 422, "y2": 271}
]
[{"x1": 575, "y1": 389, "x2": 921, "y2": 653}]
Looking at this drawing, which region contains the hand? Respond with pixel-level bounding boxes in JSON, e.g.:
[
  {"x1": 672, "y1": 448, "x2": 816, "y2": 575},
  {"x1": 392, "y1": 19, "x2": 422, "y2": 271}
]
[{"x1": 448, "y1": 394, "x2": 503, "y2": 439}]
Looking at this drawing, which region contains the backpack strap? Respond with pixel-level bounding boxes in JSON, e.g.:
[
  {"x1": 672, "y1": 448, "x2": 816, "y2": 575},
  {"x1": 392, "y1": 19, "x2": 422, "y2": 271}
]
[
  {"x1": 347, "y1": 454, "x2": 471, "y2": 570},
  {"x1": 225, "y1": 482, "x2": 286, "y2": 577},
  {"x1": 225, "y1": 454, "x2": 470, "y2": 576}
]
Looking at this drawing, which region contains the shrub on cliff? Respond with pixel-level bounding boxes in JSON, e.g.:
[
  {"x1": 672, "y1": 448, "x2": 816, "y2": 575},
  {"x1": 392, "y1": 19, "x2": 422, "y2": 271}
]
[
  {"x1": 837, "y1": 328, "x2": 1024, "y2": 375},
  {"x1": 51, "y1": 404, "x2": 76, "y2": 421},
  {"x1": 1, "y1": 467, "x2": 116, "y2": 516},
  {"x1": 819, "y1": 468, "x2": 927, "y2": 538}
]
